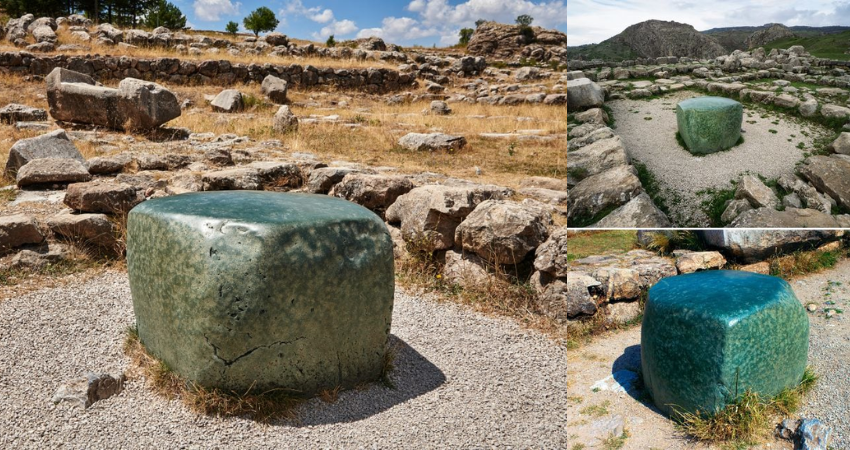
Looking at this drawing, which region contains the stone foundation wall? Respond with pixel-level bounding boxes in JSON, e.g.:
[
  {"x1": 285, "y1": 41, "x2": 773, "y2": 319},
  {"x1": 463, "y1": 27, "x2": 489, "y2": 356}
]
[{"x1": 0, "y1": 51, "x2": 416, "y2": 93}]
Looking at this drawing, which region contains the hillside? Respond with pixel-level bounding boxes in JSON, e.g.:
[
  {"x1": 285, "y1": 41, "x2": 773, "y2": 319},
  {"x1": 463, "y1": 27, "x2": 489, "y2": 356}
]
[
  {"x1": 567, "y1": 20, "x2": 726, "y2": 61},
  {"x1": 704, "y1": 24, "x2": 850, "y2": 51},
  {"x1": 763, "y1": 30, "x2": 850, "y2": 60}
]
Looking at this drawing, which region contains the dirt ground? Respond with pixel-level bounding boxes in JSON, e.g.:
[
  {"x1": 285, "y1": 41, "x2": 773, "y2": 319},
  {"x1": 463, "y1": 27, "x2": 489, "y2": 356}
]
[{"x1": 567, "y1": 260, "x2": 850, "y2": 449}]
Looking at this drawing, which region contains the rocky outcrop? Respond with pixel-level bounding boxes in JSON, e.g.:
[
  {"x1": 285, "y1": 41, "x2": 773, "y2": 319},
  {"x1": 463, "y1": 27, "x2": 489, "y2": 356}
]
[
  {"x1": 607, "y1": 20, "x2": 727, "y2": 59},
  {"x1": 454, "y1": 200, "x2": 551, "y2": 265},
  {"x1": 466, "y1": 21, "x2": 567, "y2": 63},
  {"x1": 746, "y1": 24, "x2": 796, "y2": 49},
  {"x1": 46, "y1": 68, "x2": 181, "y2": 130}
]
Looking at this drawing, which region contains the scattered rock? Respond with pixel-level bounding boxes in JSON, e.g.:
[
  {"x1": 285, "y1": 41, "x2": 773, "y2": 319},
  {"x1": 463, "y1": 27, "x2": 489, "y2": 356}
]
[
  {"x1": 201, "y1": 168, "x2": 261, "y2": 191},
  {"x1": 566, "y1": 78, "x2": 605, "y2": 109},
  {"x1": 16, "y1": 158, "x2": 91, "y2": 187},
  {"x1": 799, "y1": 418, "x2": 831, "y2": 450},
  {"x1": 442, "y1": 250, "x2": 492, "y2": 288},
  {"x1": 566, "y1": 165, "x2": 643, "y2": 225},
  {"x1": 0, "y1": 103, "x2": 47, "y2": 123},
  {"x1": 64, "y1": 180, "x2": 142, "y2": 214},
  {"x1": 5, "y1": 129, "x2": 85, "y2": 176},
  {"x1": 273, "y1": 105, "x2": 299, "y2": 133},
  {"x1": 52, "y1": 373, "x2": 125, "y2": 408},
  {"x1": 210, "y1": 89, "x2": 244, "y2": 113},
  {"x1": 260, "y1": 75, "x2": 288, "y2": 104},
  {"x1": 330, "y1": 173, "x2": 414, "y2": 213},
  {"x1": 735, "y1": 174, "x2": 779, "y2": 209},
  {"x1": 592, "y1": 192, "x2": 671, "y2": 228},
  {"x1": 398, "y1": 133, "x2": 467, "y2": 152},
  {"x1": 675, "y1": 251, "x2": 726, "y2": 273},
  {"x1": 0, "y1": 214, "x2": 44, "y2": 251},
  {"x1": 47, "y1": 211, "x2": 117, "y2": 248}
]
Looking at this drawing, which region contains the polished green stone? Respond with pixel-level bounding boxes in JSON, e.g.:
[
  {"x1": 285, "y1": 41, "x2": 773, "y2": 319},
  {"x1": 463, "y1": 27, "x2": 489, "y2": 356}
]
[
  {"x1": 641, "y1": 270, "x2": 808, "y2": 417},
  {"x1": 126, "y1": 191, "x2": 394, "y2": 395},
  {"x1": 676, "y1": 97, "x2": 743, "y2": 155}
]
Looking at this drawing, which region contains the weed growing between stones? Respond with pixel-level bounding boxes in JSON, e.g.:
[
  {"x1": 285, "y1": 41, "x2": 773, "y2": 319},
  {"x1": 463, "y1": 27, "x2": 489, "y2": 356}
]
[
  {"x1": 696, "y1": 185, "x2": 737, "y2": 227},
  {"x1": 634, "y1": 162, "x2": 670, "y2": 215},
  {"x1": 675, "y1": 367, "x2": 818, "y2": 445},
  {"x1": 768, "y1": 246, "x2": 848, "y2": 279},
  {"x1": 600, "y1": 430, "x2": 629, "y2": 450}
]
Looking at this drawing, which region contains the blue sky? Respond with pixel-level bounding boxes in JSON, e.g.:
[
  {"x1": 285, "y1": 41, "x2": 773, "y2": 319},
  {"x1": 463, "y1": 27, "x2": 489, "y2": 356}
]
[
  {"x1": 568, "y1": 0, "x2": 850, "y2": 46},
  {"x1": 174, "y1": 0, "x2": 568, "y2": 46}
]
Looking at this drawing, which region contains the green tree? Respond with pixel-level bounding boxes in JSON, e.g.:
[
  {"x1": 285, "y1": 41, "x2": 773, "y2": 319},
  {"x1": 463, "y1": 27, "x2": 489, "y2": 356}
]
[
  {"x1": 515, "y1": 15, "x2": 533, "y2": 27},
  {"x1": 243, "y1": 6, "x2": 279, "y2": 37},
  {"x1": 142, "y1": 0, "x2": 186, "y2": 29},
  {"x1": 225, "y1": 20, "x2": 239, "y2": 35},
  {"x1": 326, "y1": 34, "x2": 336, "y2": 47},
  {"x1": 458, "y1": 28, "x2": 474, "y2": 46}
]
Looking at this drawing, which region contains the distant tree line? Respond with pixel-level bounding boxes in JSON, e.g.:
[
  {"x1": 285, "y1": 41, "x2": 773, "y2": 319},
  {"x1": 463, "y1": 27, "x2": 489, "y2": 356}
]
[{"x1": 0, "y1": 0, "x2": 186, "y2": 29}]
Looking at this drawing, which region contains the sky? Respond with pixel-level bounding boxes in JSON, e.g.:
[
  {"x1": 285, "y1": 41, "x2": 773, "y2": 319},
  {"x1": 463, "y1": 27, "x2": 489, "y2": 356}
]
[
  {"x1": 172, "y1": 0, "x2": 568, "y2": 46},
  {"x1": 567, "y1": 0, "x2": 850, "y2": 46}
]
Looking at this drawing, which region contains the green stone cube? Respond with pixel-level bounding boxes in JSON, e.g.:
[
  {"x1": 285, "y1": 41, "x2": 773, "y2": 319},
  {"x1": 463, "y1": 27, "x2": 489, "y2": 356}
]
[
  {"x1": 127, "y1": 191, "x2": 394, "y2": 395},
  {"x1": 676, "y1": 97, "x2": 743, "y2": 155},
  {"x1": 641, "y1": 270, "x2": 808, "y2": 417}
]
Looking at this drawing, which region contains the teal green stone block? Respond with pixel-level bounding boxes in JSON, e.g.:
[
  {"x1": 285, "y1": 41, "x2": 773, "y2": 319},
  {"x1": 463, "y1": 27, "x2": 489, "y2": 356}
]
[
  {"x1": 676, "y1": 97, "x2": 743, "y2": 155},
  {"x1": 126, "y1": 191, "x2": 394, "y2": 395},
  {"x1": 641, "y1": 270, "x2": 808, "y2": 417}
]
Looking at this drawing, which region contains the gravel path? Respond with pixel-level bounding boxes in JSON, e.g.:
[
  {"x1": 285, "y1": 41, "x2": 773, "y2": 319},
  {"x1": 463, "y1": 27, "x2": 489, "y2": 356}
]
[
  {"x1": 0, "y1": 271, "x2": 567, "y2": 448},
  {"x1": 609, "y1": 90, "x2": 828, "y2": 226},
  {"x1": 567, "y1": 261, "x2": 850, "y2": 449}
]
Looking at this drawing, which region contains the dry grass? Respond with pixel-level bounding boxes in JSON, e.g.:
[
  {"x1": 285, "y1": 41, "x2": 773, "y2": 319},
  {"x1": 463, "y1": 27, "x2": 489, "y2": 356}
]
[
  {"x1": 676, "y1": 367, "x2": 818, "y2": 445},
  {"x1": 0, "y1": 27, "x2": 398, "y2": 71},
  {"x1": 123, "y1": 326, "x2": 304, "y2": 422},
  {"x1": 395, "y1": 248, "x2": 567, "y2": 344}
]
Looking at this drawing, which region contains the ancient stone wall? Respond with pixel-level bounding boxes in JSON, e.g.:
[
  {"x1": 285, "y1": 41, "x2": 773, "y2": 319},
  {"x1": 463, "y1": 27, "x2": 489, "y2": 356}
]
[{"x1": 0, "y1": 51, "x2": 416, "y2": 92}]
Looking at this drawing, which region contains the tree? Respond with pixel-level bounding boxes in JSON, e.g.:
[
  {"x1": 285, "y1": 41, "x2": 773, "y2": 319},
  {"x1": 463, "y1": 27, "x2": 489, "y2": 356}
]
[
  {"x1": 515, "y1": 14, "x2": 535, "y2": 41},
  {"x1": 226, "y1": 21, "x2": 239, "y2": 35},
  {"x1": 243, "y1": 6, "x2": 279, "y2": 37},
  {"x1": 142, "y1": 0, "x2": 186, "y2": 29},
  {"x1": 515, "y1": 15, "x2": 534, "y2": 27},
  {"x1": 458, "y1": 28, "x2": 474, "y2": 46},
  {"x1": 475, "y1": 19, "x2": 487, "y2": 28},
  {"x1": 326, "y1": 34, "x2": 336, "y2": 47}
]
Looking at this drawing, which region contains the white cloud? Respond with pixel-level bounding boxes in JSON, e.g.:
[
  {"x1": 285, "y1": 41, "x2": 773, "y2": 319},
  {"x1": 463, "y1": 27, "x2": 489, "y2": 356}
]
[
  {"x1": 567, "y1": 0, "x2": 850, "y2": 46},
  {"x1": 356, "y1": 16, "x2": 439, "y2": 41},
  {"x1": 310, "y1": 8, "x2": 335, "y2": 23},
  {"x1": 192, "y1": 0, "x2": 241, "y2": 21},
  {"x1": 313, "y1": 19, "x2": 359, "y2": 39}
]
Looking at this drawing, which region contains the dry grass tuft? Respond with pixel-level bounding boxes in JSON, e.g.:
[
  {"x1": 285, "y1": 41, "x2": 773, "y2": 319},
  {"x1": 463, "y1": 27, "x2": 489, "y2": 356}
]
[
  {"x1": 123, "y1": 326, "x2": 304, "y2": 422},
  {"x1": 768, "y1": 246, "x2": 846, "y2": 279},
  {"x1": 676, "y1": 367, "x2": 818, "y2": 445}
]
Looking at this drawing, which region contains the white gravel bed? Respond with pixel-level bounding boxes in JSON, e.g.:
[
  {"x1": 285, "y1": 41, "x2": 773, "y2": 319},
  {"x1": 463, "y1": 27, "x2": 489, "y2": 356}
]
[
  {"x1": 609, "y1": 90, "x2": 827, "y2": 226},
  {"x1": 0, "y1": 271, "x2": 567, "y2": 448}
]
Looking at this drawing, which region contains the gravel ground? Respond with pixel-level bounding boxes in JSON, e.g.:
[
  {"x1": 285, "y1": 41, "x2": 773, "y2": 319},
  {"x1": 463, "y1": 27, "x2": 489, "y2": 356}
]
[
  {"x1": 609, "y1": 90, "x2": 829, "y2": 226},
  {"x1": 0, "y1": 271, "x2": 567, "y2": 449},
  {"x1": 567, "y1": 261, "x2": 850, "y2": 449}
]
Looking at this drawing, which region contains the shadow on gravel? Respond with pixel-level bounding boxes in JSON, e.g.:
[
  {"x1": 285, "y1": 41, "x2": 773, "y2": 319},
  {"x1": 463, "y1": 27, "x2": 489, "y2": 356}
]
[
  {"x1": 612, "y1": 344, "x2": 667, "y2": 418},
  {"x1": 287, "y1": 334, "x2": 446, "y2": 426}
]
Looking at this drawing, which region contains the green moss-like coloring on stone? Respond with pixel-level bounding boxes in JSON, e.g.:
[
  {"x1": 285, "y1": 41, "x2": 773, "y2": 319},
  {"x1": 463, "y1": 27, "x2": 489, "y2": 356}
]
[
  {"x1": 641, "y1": 270, "x2": 809, "y2": 417},
  {"x1": 127, "y1": 191, "x2": 394, "y2": 395},
  {"x1": 676, "y1": 97, "x2": 744, "y2": 155}
]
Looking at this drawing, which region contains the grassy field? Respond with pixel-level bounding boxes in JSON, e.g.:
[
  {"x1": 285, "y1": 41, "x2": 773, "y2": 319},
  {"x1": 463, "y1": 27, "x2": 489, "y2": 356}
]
[
  {"x1": 763, "y1": 30, "x2": 850, "y2": 60},
  {"x1": 566, "y1": 231, "x2": 637, "y2": 262}
]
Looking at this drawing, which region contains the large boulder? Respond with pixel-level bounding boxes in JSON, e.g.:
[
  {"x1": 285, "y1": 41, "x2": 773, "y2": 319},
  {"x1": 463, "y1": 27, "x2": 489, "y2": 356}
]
[
  {"x1": 16, "y1": 158, "x2": 91, "y2": 187},
  {"x1": 799, "y1": 155, "x2": 850, "y2": 211},
  {"x1": 261, "y1": 75, "x2": 288, "y2": 104},
  {"x1": 566, "y1": 78, "x2": 604, "y2": 110},
  {"x1": 566, "y1": 136, "x2": 629, "y2": 178},
  {"x1": 454, "y1": 200, "x2": 551, "y2": 265},
  {"x1": 735, "y1": 174, "x2": 779, "y2": 209},
  {"x1": 398, "y1": 133, "x2": 467, "y2": 152},
  {"x1": 32, "y1": 25, "x2": 57, "y2": 43},
  {"x1": 386, "y1": 184, "x2": 512, "y2": 252},
  {"x1": 534, "y1": 227, "x2": 568, "y2": 278},
  {"x1": 676, "y1": 97, "x2": 743, "y2": 155},
  {"x1": 0, "y1": 103, "x2": 48, "y2": 123},
  {"x1": 47, "y1": 211, "x2": 117, "y2": 248},
  {"x1": 46, "y1": 68, "x2": 180, "y2": 130},
  {"x1": 126, "y1": 192, "x2": 394, "y2": 394},
  {"x1": 5, "y1": 129, "x2": 85, "y2": 176},
  {"x1": 566, "y1": 165, "x2": 643, "y2": 226},
  {"x1": 592, "y1": 193, "x2": 671, "y2": 228},
  {"x1": 698, "y1": 230, "x2": 844, "y2": 263}
]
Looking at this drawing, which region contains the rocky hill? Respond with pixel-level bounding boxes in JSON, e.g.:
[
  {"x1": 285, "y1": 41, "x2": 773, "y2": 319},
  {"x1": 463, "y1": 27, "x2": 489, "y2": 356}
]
[
  {"x1": 704, "y1": 24, "x2": 850, "y2": 51},
  {"x1": 466, "y1": 21, "x2": 567, "y2": 63},
  {"x1": 745, "y1": 23, "x2": 796, "y2": 49},
  {"x1": 568, "y1": 20, "x2": 726, "y2": 60}
]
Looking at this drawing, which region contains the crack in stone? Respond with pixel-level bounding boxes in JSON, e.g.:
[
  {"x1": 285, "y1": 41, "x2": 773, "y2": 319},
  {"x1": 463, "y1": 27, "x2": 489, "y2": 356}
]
[{"x1": 205, "y1": 335, "x2": 306, "y2": 367}]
